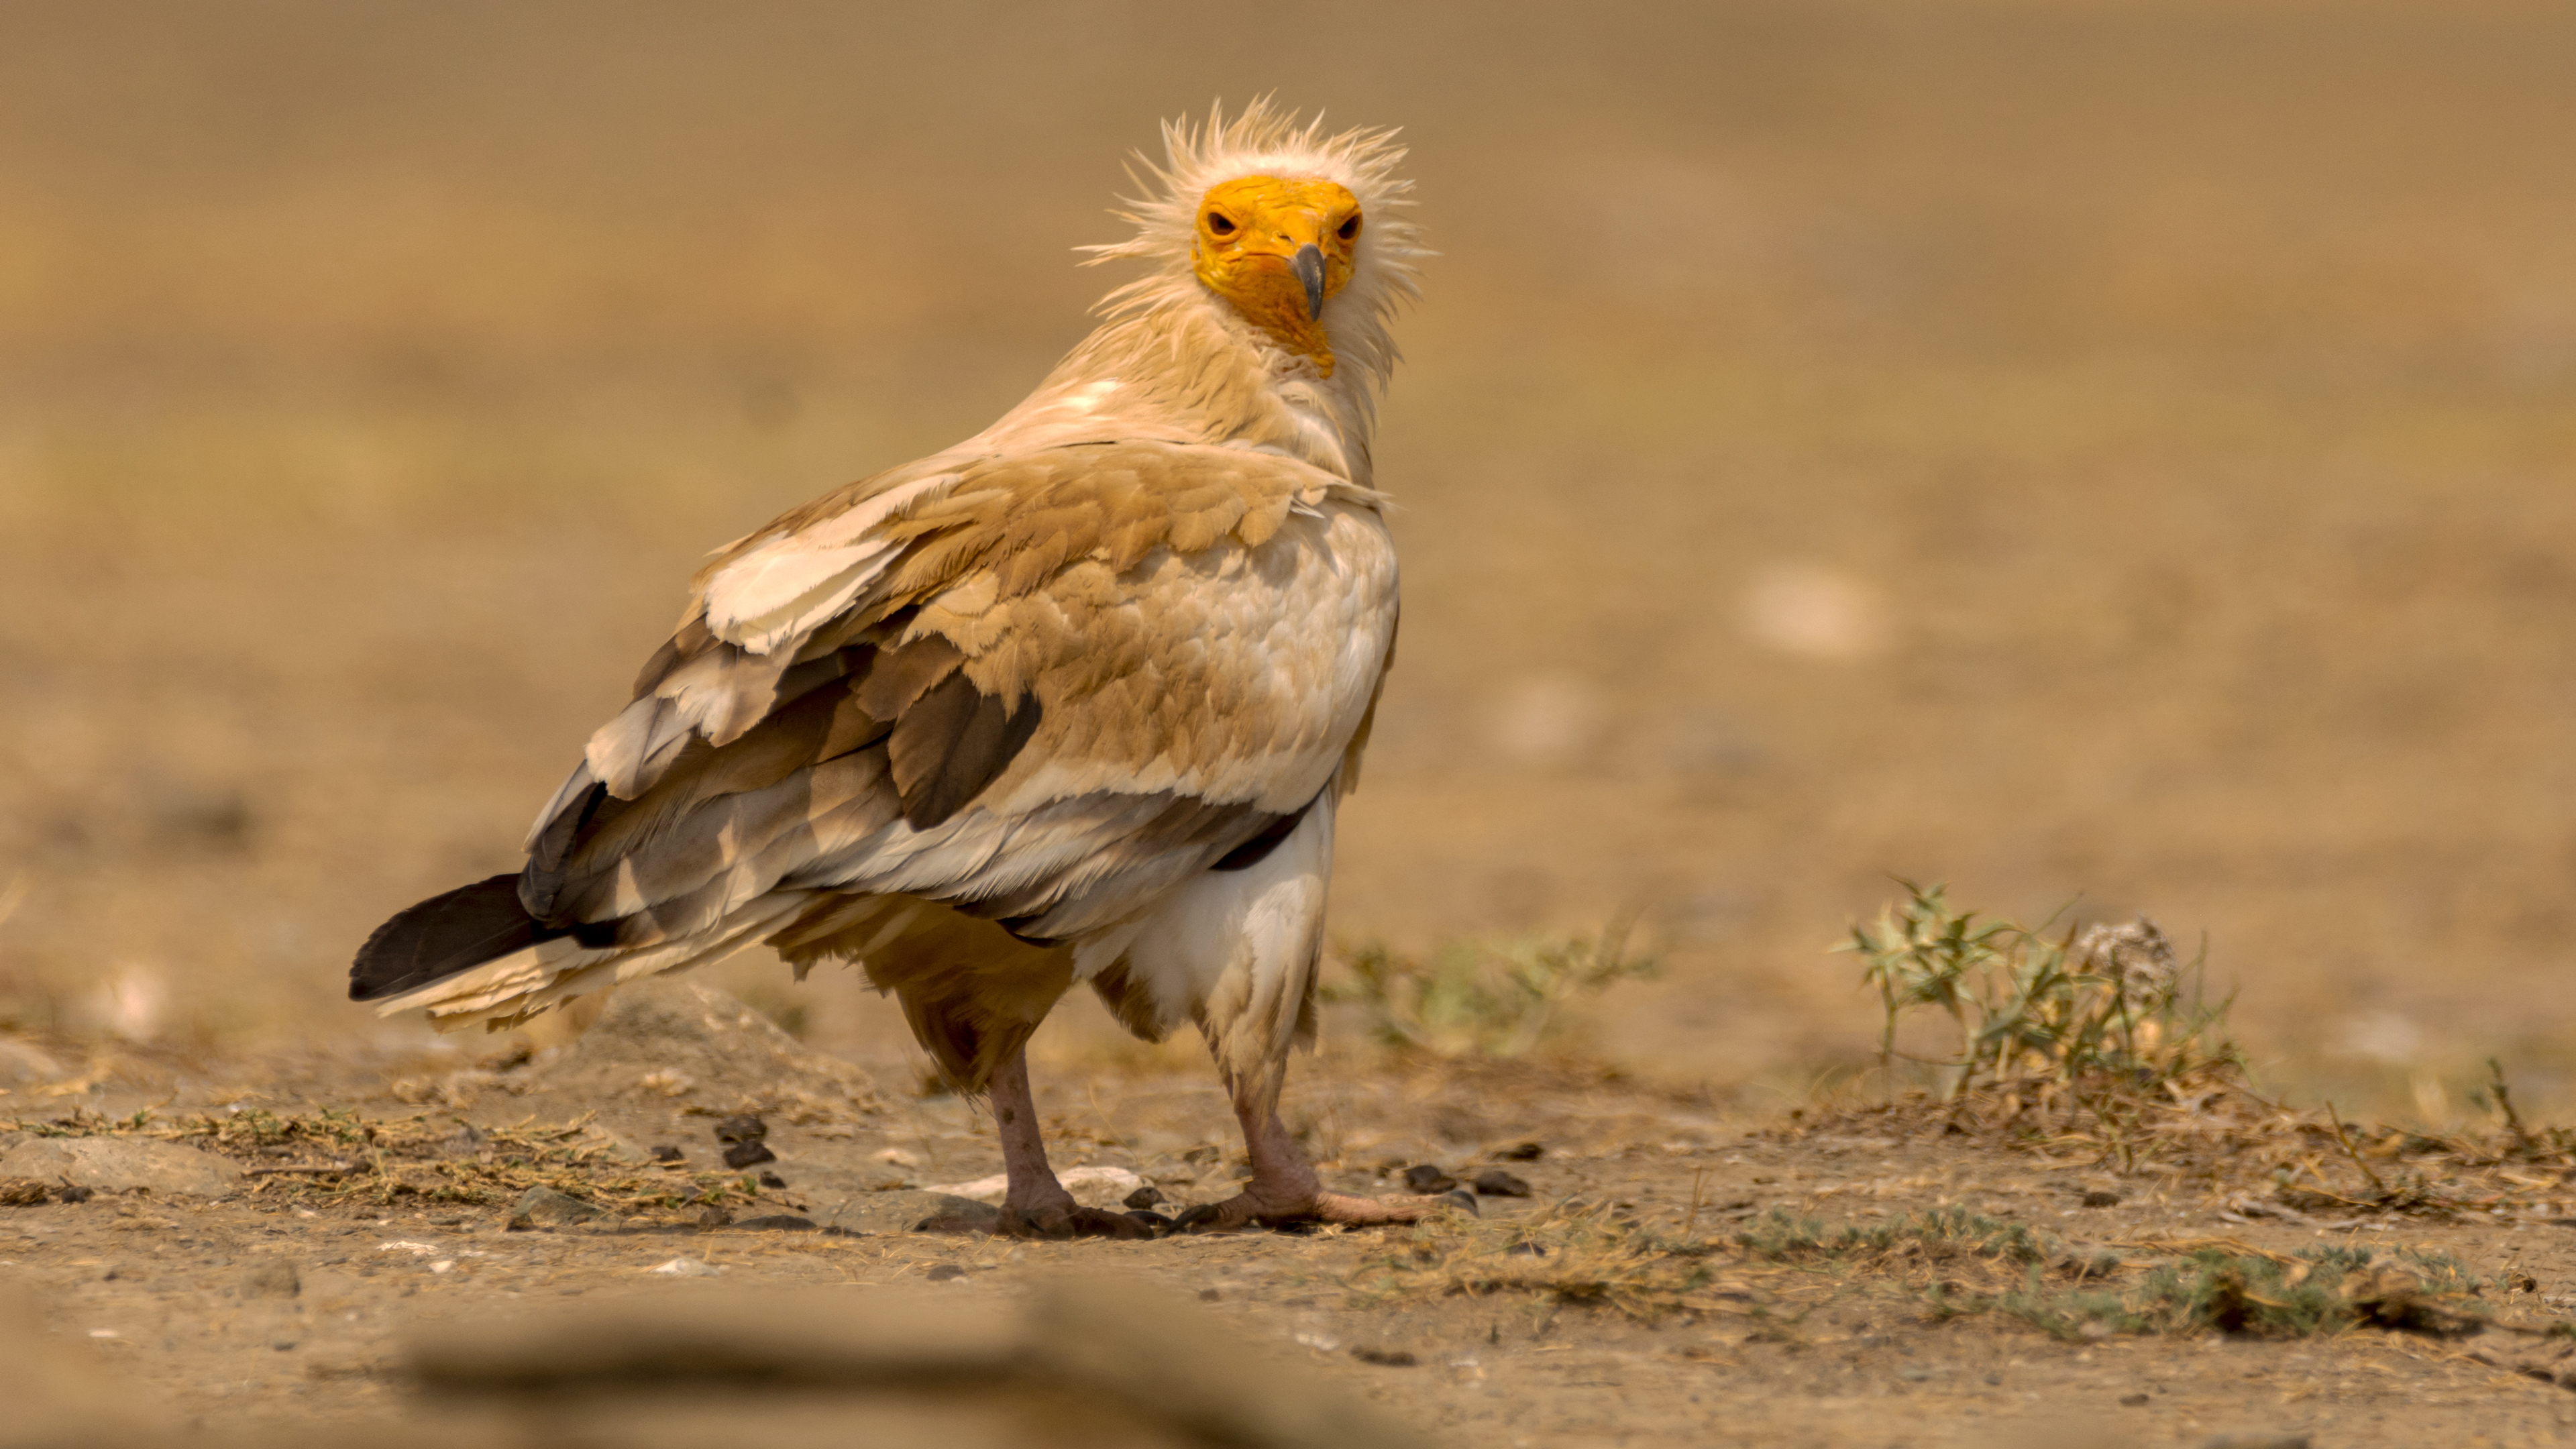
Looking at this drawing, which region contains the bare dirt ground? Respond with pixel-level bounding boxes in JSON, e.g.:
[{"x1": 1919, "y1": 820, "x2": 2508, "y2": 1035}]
[
  {"x1": 11, "y1": 981, "x2": 2576, "y2": 1447},
  {"x1": 5, "y1": 5, "x2": 2576, "y2": 1446}
]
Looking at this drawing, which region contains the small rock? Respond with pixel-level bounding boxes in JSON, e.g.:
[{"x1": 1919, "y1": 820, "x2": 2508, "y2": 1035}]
[
  {"x1": 0, "y1": 1136, "x2": 245, "y2": 1197},
  {"x1": 1442, "y1": 1189, "x2": 1481, "y2": 1217},
  {"x1": 2082, "y1": 1189, "x2": 2123, "y2": 1208},
  {"x1": 650, "y1": 1144, "x2": 685, "y2": 1163},
  {"x1": 241, "y1": 1261, "x2": 301, "y2": 1298},
  {"x1": 1498, "y1": 1142, "x2": 1546, "y2": 1161},
  {"x1": 55, "y1": 1185, "x2": 94, "y2": 1205},
  {"x1": 1198, "y1": 1287, "x2": 1221, "y2": 1301},
  {"x1": 722, "y1": 1141, "x2": 778, "y2": 1170},
  {"x1": 1124, "y1": 1185, "x2": 1166, "y2": 1210},
  {"x1": 508, "y1": 1186, "x2": 609, "y2": 1230},
  {"x1": 0, "y1": 1177, "x2": 48, "y2": 1206},
  {"x1": 757, "y1": 1171, "x2": 788, "y2": 1188},
  {"x1": 647, "y1": 1256, "x2": 721, "y2": 1277},
  {"x1": 1472, "y1": 1169, "x2": 1532, "y2": 1198},
  {"x1": 2201, "y1": 1437, "x2": 2309, "y2": 1449},
  {"x1": 714, "y1": 1114, "x2": 769, "y2": 1145},
  {"x1": 1402, "y1": 1164, "x2": 1458, "y2": 1193},
  {"x1": 924, "y1": 1263, "x2": 967, "y2": 1282},
  {"x1": 1350, "y1": 1345, "x2": 1417, "y2": 1366},
  {"x1": 2121, "y1": 1392, "x2": 2150, "y2": 1406},
  {"x1": 733, "y1": 1214, "x2": 817, "y2": 1231},
  {"x1": 824, "y1": 1191, "x2": 998, "y2": 1236}
]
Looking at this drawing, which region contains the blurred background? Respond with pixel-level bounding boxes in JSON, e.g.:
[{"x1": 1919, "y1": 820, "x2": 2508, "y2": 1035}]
[{"x1": 1, "y1": 0, "x2": 2571, "y2": 1118}]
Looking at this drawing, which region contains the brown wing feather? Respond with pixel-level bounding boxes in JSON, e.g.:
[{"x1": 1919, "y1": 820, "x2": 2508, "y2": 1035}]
[{"x1": 498, "y1": 441, "x2": 1385, "y2": 998}]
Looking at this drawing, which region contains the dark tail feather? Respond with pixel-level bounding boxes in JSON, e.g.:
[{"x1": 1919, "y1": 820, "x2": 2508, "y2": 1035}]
[{"x1": 351, "y1": 874, "x2": 567, "y2": 1002}]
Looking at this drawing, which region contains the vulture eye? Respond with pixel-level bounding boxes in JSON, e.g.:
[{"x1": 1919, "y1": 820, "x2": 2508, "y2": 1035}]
[
  {"x1": 1337, "y1": 214, "x2": 1361, "y2": 241},
  {"x1": 1205, "y1": 212, "x2": 1236, "y2": 235}
]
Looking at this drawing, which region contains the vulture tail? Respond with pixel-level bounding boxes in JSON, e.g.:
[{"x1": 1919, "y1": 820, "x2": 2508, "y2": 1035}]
[
  {"x1": 350, "y1": 874, "x2": 570, "y2": 1002},
  {"x1": 354, "y1": 885, "x2": 814, "y2": 1034}
]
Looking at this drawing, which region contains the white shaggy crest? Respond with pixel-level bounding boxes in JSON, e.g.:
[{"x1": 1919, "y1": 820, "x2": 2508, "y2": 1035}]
[{"x1": 1083, "y1": 98, "x2": 1425, "y2": 394}]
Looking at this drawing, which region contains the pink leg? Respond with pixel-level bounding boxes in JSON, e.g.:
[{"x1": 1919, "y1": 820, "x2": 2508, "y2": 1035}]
[
  {"x1": 987, "y1": 1044, "x2": 1151, "y2": 1240},
  {"x1": 1176, "y1": 1089, "x2": 1476, "y2": 1232}
]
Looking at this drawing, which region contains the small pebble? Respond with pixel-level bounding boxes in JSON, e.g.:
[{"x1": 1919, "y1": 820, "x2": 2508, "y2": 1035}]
[
  {"x1": 1498, "y1": 1142, "x2": 1546, "y2": 1161},
  {"x1": 733, "y1": 1214, "x2": 818, "y2": 1231},
  {"x1": 650, "y1": 1145, "x2": 685, "y2": 1163},
  {"x1": 2082, "y1": 1189, "x2": 2123, "y2": 1208},
  {"x1": 1403, "y1": 1165, "x2": 1458, "y2": 1193},
  {"x1": 714, "y1": 1114, "x2": 769, "y2": 1145},
  {"x1": 757, "y1": 1171, "x2": 788, "y2": 1188},
  {"x1": 1472, "y1": 1169, "x2": 1532, "y2": 1197},
  {"x1": 508, "y1": 1186, "x2": 609, "y2": 1230},
  {"x1": 722, "y1": 1141, "x2": 779, "y2": 1170},
  {"x1": 1350, "y1": 1346, "x2": 1418, "y2": 1366},
  {"x1": 1198, "y1": 1287, "x2": 1221, "y2": 1302},
  {"x1": 1124, "y1": 1185, "x2": 1166, "y2": 1210},
  {"x1": 2121, "y1": 1393, "x2": 2150, "y2": 1406},
  {"x1": 55, "y1": 1185, "x2": 95, "y2": 1205},
  {"x1": 924, "y1": 1263, "x2": 966, "y2": 1281}
]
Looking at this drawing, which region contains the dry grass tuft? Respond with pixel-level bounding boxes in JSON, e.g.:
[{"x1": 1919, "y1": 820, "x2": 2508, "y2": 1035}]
[
  {"x1": 1349, "y1": 1199, "x2": 1745, "y2": 1323},
  {"x1": 1324, "y1": 922, "x2": 1657, "y2": 1059},
  {"x1": 13, "y1": 1105, "x2": 767, "y2": 1216},
  {"x1": 1813, "y1": 886, "x2": 2576, "y2": 1222}
]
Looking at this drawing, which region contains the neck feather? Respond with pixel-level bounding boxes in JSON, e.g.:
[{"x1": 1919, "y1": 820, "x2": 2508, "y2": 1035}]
[{"x1": 963, "y1": 290, "x2": 1389, "y2": 488}]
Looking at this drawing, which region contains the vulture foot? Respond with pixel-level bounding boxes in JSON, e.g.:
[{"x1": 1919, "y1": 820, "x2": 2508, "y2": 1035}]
[
  {"x1": 1175, "y1": 1187, "x2": 1477, "y2": 1233},
  {"x1": 994, "y1": 1200, "x2": 1158, "y2": 1240}
]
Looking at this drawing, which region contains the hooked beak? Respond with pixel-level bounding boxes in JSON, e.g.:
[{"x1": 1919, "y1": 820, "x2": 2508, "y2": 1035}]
[{"x1": 1289, "y1": 244, "x2": 1327, "y2": 321}]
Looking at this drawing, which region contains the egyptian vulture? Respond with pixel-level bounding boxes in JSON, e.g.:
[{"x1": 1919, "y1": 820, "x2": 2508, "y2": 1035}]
[{"x1": 350, "y1": 103, "x2": 1449, "y2": 1236}]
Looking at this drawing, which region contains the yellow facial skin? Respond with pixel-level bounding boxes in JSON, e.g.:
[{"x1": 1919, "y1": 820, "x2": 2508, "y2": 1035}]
[{"x1": 1191, "y1": 176, "x2": 1362, "y2": 376}]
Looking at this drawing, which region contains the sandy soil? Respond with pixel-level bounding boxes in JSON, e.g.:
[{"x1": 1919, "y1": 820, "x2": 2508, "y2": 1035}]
[
  {"x1": 9, "y1": 981, "x2": 2576, "y2": 1447},
  {"x1": 2, "y1": 3, "x2": 2575, "y2": 1116},
  {"x1": 3, "y1": 8, "x2": 2576, "y2": 1445}
]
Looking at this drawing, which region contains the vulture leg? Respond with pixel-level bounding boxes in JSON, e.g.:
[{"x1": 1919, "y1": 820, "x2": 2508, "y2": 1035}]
[
  {"x1": 1175, "y1": 1089, "x2": 1474, "y2": 1232},
  {"x1": 987, "y1": 1044, "x2": 1152, "y2": 1240}
]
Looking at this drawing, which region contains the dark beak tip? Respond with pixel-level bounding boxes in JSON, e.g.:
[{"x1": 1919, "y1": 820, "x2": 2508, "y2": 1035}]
[{"x1": 1291, "y1": 244, "x2": 1328, "y2": 321}]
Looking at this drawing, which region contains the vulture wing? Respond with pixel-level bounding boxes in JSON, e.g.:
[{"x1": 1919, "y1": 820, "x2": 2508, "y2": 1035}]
[{"x1": 351, "y1": 441, "x2": 1399, "y2": 1037}]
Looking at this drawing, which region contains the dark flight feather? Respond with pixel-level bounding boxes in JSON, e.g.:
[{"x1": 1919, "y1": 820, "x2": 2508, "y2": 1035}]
[
  {"x1": 890, "y1": 671, "x2": 1043, "y2": 829},
  {"x1": 350, "y1": 874, "x2": 566, "y2": 1002}
]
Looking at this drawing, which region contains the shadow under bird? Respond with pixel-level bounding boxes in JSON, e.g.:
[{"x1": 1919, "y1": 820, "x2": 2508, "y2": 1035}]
[{"x1": 350, "y1": 101, "x2": 1464, "y2": 1236}]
